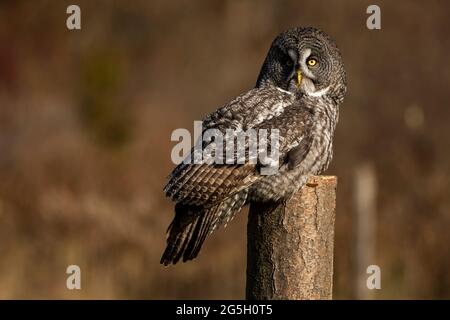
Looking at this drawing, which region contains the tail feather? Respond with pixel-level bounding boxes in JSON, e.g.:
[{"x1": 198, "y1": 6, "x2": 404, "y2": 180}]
[
  {"x1": 172, "y1": 218, "x2": 197, "y2": 264},
  {"x1": 161, "y1": 191, "x2": 248, "y2": 265},
  {"x1": 179, "y1": 206, "x2": 214, "y2": 263},
  {"x1": 160, "y1": 223, "x2": 190, "y2": 265},
  {"x1": 188, "y1": 207, "x2": 217, "y2": 261},
  {"x1": 160, "y1": 204, "x2": 216, "y2": 265}
]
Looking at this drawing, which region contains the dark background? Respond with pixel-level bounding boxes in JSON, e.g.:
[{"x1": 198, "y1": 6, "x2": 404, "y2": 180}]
[{"x1": 0, "y1": 0, "x2": 449, "y2": 299}]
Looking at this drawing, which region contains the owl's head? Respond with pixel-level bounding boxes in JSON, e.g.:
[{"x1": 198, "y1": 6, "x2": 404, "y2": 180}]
[{"x1": 256, "y1": 27, "x2": 347, "y2": 104}]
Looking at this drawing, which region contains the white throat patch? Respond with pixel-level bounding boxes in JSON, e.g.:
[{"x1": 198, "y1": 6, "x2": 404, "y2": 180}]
[
  {"x1": 307, "y1": 85, "x2": 330, "y2": 97},
  {"x1": 276, "y1": 87, "x2": 293, "y2": 95}
]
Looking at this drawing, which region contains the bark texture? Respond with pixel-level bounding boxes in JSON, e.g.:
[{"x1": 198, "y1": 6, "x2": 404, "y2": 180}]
[{"x1": 246, "y1": 175, "x2": 337, "y2": 300}]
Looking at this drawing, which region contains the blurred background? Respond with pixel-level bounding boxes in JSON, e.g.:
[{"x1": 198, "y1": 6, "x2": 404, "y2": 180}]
[{"x1": 0, "y1": 0, "x2": 449, "y2": 299}]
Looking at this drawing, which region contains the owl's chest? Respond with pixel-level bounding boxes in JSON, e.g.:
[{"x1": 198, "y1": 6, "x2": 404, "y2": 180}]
[
  {"x1": 248, "y1": 111, "x2": 336, "y2": 202},
  {"x1": 311, "y1": 119, "x2": 335, "y2": 173}
]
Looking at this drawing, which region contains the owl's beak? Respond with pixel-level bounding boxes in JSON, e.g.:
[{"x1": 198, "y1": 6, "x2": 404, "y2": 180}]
[{"x1": 296, "y1": 70, "x2": 302, "y2": 86}]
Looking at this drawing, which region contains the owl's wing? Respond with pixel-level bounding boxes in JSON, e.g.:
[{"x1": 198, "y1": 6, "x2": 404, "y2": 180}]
[
  {"x1": 253, "y1": 100, "x2": 315, "y2": 171},
  {"x1": 164, "y1": 161, "x2": 258, "y2": 206},
  {"x1": 161, "y1": 96, "x2": 315, "y2": 265},
  {"x1": 164, "y1": 89, "x2": 265, "y2": 206},
  {"x1": 164, "y1": 88, "x2": 308, "y2": 207}
]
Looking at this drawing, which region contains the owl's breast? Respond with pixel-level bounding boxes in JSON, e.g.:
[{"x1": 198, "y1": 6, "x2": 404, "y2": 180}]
[{"x1": 248, "y1": 101, "x2": 338, "y2": 203}]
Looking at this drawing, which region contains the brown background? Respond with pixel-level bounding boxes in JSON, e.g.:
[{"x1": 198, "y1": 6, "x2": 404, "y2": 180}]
[{"x1": 0, "y1": 0, "x2": 449, "y2": 299}]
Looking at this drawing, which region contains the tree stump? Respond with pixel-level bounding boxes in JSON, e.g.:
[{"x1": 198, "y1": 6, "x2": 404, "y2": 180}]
[{"x1": 246, "y1": 175, "x2": 337, "y2": 300}]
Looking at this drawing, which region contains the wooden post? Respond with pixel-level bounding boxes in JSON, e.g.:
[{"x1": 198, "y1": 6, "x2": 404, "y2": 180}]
[
  {"x1": 246, "y1": 176, "x2": 337, "y2": 300},
  {"x1": 354, "y1": 163, "x2": 377, "y2": 299}
]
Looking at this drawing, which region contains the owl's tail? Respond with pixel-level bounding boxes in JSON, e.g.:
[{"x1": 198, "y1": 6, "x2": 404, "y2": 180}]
[
  {"x1": 160, "y1": 191, "x2": 248, "y2": 265},
  {"x1": 160, "y1": 203, "x2": 219, "y2": 265}
]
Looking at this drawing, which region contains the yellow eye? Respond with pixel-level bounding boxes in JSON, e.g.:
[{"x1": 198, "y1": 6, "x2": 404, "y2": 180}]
[{"x1": 307, "y1": 58, "x2": 317, "y2": 67}]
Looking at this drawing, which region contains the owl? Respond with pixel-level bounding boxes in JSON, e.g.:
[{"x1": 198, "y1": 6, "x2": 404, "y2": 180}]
[{"x1": 161, "y1": 27, "x2": 347, "y2": 265}]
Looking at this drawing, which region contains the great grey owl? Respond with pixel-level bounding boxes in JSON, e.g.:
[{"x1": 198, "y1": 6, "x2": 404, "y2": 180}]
[{"x1": 161, "y1": 27, "x2": 347, "y2": 265}]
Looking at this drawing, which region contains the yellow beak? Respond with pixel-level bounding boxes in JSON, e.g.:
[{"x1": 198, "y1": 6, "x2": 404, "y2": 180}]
[{"x1": 296, "y1": 70, "x2": 302, "y2": 86}]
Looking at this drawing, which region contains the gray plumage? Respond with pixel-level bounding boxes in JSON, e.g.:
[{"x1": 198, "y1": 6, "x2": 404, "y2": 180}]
[{"x1": 161, "y1": 26, "x2": 347, "y2": 265}]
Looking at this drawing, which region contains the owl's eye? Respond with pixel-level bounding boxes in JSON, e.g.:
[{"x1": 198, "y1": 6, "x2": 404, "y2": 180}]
[{"x1": 307, "y1": 58, "x2": 318, "y2": 67}]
